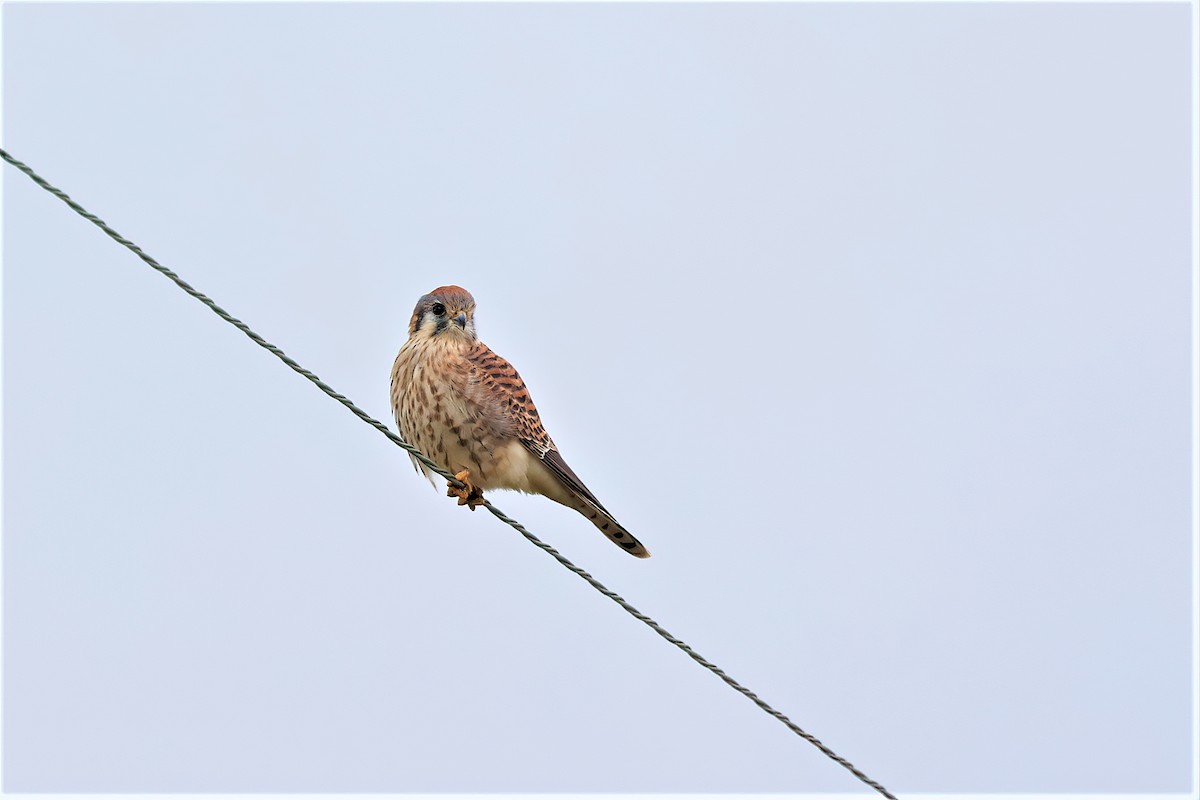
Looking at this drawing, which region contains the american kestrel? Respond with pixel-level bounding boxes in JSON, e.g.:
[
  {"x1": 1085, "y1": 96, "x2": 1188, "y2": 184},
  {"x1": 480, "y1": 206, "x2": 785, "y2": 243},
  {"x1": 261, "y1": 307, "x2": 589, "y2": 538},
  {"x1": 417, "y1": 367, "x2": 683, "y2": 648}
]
[{"x1": 390, "y1": 285, "x2": 650, "y2": 558}]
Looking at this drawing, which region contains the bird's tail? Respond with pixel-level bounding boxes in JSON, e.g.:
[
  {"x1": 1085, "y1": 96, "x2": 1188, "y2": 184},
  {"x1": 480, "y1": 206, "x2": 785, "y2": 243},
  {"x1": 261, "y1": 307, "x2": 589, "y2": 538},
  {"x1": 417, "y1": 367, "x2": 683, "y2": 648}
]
[
  {"x1": 535, "y1": 448, "x2": 651, "y2": 558},
  {"x1": 567, "y1": 495, "x2": 651, "y2": 558}
]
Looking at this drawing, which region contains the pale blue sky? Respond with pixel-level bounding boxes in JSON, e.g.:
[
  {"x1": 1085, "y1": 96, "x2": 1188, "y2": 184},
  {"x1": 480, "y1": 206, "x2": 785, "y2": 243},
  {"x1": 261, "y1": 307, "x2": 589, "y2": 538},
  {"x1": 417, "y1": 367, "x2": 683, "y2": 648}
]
[{"x1": 3, "y1": 1, "x2": 1194, "y2": 793}]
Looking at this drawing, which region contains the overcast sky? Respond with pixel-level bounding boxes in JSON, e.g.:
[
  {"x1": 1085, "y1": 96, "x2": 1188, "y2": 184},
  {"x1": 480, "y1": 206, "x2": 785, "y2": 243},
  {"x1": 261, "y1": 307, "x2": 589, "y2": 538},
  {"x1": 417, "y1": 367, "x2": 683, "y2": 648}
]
[{"x1": 3, "y1": 1, "x2": 1194, "y2": 794}]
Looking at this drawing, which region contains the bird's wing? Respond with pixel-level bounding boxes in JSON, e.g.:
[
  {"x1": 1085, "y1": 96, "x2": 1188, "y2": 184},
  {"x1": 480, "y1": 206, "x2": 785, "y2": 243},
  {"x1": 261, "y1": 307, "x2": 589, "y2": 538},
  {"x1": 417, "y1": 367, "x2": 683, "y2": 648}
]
[
  {"x1": 462, "y1": 342, "x2": 609, "y2": 512},
  {"x1": 462, "y1": 342, "x2": 649, "y2": 557}
]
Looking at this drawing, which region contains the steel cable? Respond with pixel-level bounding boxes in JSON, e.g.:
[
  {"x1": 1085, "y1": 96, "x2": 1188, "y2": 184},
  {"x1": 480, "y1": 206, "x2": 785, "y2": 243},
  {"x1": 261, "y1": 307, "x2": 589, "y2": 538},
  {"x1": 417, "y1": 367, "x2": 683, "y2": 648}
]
[{"x1": 2, "y1": 146, "x2": 898, "y2": 799}]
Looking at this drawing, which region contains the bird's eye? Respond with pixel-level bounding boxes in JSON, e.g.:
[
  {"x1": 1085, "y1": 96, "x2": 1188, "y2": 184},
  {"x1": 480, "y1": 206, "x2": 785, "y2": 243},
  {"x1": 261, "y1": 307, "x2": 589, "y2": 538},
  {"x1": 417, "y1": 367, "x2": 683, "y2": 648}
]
[{"x1": 431, "y1": 303, "x2": 446, "y2": 316}]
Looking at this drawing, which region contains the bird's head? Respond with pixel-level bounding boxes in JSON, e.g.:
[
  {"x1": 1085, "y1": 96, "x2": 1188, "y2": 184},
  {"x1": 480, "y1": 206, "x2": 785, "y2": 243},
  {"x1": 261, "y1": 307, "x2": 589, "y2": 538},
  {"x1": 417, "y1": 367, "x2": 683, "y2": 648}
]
[{"x1": 407, "y1": 285, "x2": 478, "y2": 342}]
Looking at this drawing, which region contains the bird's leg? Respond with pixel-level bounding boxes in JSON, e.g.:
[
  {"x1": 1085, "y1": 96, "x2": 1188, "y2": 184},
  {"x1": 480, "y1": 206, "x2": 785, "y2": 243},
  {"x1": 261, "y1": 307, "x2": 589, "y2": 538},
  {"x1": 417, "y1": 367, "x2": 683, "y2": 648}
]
[{"x1": 446, "y1": 469, "x2": 485, "y2": 511}]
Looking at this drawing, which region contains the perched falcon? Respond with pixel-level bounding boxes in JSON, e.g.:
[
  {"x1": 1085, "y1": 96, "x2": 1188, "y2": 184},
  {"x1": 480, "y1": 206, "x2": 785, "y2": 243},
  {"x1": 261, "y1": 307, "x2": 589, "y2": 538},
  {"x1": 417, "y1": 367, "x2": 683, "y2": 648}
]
[{"x1": 390, "y1": 285, "x2": 650, "y2": 558}]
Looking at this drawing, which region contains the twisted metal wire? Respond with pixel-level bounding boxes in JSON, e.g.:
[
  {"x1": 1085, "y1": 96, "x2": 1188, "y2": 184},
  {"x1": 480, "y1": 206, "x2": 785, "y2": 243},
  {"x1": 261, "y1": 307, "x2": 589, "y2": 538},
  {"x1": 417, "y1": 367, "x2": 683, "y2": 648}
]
[{"x1": 2, "y1": 146, "x2": 897, "y2": 800}]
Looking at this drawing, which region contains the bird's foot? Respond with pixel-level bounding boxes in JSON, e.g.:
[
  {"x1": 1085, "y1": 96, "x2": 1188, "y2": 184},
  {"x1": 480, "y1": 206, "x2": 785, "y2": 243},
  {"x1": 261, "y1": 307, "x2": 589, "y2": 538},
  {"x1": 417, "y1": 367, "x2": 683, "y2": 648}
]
[{"x1": 446, "y1": 469, "x2": 485, "y2": 510}]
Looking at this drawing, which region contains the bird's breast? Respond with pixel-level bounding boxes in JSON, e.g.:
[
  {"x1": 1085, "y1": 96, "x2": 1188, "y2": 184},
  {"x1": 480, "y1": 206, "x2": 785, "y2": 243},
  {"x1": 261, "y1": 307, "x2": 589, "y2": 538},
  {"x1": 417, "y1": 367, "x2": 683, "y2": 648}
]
[{"x1": 390, "y1": 339, "x2": 508, "y2": 487}]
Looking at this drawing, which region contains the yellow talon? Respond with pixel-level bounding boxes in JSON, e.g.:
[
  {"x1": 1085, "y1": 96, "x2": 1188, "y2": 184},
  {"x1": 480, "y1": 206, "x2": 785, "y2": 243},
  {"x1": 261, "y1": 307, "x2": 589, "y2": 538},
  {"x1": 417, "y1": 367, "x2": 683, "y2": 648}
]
[{"x1": 446, "y1": 469, "x2": 485, "y2": 510}]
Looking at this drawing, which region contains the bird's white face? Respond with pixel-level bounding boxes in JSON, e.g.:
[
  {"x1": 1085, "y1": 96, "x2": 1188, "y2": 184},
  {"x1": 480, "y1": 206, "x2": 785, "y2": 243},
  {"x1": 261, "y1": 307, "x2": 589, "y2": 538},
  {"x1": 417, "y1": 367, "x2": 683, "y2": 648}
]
[{"x1": 408, "y1": 285, "x2": 478, "y2": 343}]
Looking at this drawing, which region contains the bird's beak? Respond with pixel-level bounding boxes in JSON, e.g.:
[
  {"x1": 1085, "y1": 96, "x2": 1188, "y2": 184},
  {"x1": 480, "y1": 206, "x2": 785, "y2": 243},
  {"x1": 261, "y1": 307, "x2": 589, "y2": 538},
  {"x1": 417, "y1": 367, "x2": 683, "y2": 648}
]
[{"x1": 454, "y1": 313, "x2": 468, "y2": 329}]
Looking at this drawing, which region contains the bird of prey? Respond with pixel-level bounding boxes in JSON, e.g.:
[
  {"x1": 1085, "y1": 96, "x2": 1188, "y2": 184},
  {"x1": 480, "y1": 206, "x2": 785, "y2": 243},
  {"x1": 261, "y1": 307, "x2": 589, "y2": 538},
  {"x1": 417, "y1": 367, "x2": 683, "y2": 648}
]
[{"x1": 390, "y1": 285, "x2": 650, "y2": 558}]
